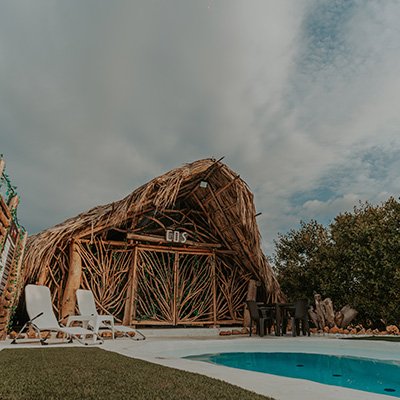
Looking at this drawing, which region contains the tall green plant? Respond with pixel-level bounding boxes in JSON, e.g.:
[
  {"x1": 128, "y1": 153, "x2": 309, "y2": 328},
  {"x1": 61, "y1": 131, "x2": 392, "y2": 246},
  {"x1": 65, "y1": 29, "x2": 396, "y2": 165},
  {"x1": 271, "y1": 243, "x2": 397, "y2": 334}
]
[
  {"x1": 273, "y1": 197, "x2": 400, "y2": 327},
  {"x1": 328, "y1": 198, "x2": 400, "y2": 326},
  {"x1": 273, "y1": 220, "x2": 331, "y2": 302}
]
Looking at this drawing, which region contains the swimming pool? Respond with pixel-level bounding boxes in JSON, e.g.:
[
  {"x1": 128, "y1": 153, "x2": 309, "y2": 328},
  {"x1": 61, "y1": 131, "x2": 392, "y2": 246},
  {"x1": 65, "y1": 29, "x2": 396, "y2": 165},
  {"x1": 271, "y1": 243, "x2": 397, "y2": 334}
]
[{"x1": 186, "y1": 352, "x2": 400, "y2": 397}]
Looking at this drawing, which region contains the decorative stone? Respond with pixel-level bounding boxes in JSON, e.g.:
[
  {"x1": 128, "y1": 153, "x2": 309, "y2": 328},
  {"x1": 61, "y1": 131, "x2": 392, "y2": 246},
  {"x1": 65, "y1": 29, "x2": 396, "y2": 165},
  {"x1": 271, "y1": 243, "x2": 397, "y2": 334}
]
[
  {"x1": 27, "y1": 331, "x2": 37, "y2": 339},
  {"x1": 355, "y1": 324, "x2": 363, "y2": 331},
  {"x1": 40, "y1": 332, "x2": 51, "y2": 339},
  {"x1": 329, "y1": 326, "x2": 340, "y2": 334},
  {"x1": 386, "y1": 325, "x2": 399, "y2": 335},
  {"x1": 8, "y1": 331, "x2": 17, "y2": 339}
]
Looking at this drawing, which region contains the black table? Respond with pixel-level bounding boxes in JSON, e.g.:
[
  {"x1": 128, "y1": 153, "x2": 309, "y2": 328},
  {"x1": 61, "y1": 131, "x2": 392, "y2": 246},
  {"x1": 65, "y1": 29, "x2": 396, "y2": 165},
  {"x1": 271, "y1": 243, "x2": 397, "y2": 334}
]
[
  {"x1": 275, "y1": 302, "x2": 295, "y2": 336},
  {"x1": 256, "y1": 303, "x2": 278, "y2": 336}
]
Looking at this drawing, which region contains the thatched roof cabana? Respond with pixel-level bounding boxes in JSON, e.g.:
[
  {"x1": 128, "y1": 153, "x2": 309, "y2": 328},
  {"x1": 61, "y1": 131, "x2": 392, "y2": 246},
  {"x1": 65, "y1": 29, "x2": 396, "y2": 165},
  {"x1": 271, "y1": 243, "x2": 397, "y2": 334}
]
[{"x1": 23, "y1": 158, "x2": 282, "y2": 326}]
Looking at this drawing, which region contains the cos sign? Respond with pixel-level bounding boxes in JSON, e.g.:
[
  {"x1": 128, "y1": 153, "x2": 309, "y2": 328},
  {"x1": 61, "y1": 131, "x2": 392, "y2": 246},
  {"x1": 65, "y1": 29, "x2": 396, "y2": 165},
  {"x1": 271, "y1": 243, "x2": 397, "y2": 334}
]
[{"x1": 166, "y1": 230, "x2": 188, "y2": 244}]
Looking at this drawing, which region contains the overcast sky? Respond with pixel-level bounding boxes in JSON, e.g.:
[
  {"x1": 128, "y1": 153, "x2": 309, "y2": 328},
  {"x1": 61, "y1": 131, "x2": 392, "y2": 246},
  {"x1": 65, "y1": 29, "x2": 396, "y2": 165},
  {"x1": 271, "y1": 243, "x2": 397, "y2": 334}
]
[{"x1": 2, "y1": 0, "x2": 400, "y2": 254}]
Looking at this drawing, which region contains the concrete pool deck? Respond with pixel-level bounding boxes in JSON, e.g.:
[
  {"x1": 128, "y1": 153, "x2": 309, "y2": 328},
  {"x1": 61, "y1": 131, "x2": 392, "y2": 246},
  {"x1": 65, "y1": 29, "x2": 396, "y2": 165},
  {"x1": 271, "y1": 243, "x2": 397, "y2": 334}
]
[{"x1": 1, "y1": 330, "x2": 399, "y2": 399}]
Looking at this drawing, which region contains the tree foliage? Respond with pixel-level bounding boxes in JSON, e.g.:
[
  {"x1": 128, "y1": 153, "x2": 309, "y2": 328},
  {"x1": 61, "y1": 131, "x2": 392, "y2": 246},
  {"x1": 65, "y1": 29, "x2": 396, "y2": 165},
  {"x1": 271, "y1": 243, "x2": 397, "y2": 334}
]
[{"x1": 273, "y1": 197, "x2": 400, "y2": 327}]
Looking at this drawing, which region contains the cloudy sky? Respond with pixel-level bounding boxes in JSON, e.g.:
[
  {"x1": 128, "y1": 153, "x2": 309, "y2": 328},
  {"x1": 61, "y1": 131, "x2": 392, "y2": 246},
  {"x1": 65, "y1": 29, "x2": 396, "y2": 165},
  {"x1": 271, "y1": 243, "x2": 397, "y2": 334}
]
[{"x1": 2, "y1": 0, "x2": 400, "y2": 254}]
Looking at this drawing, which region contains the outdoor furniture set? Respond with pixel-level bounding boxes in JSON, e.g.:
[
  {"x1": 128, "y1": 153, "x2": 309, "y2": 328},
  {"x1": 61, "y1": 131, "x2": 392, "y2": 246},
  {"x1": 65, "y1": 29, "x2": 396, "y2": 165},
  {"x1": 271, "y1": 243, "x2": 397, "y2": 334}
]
[
  {"x1": 246, "y1": 299, "x2": 310, "y2": 337},
  {"x1": 12, "y1": 284, "x2": 146, "y2": 345}
]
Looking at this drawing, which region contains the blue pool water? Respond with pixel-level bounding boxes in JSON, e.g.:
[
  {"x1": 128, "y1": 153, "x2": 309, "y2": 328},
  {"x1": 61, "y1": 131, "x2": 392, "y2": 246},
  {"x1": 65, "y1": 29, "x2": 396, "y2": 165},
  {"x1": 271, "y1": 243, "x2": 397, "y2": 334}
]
[{"x1": 186, "y1": 352, "x2": 400, "y2": 397}]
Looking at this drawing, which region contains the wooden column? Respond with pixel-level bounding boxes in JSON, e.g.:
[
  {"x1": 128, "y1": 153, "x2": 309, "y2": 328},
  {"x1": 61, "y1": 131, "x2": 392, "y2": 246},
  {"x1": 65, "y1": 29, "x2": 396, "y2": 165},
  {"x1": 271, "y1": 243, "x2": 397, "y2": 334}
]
[
  {"x1": 0, "y1": 231, "x2": 27, "y2": 339},
  {"x1": 244, "y1": 279, "x2": 257, "y2": 327},
  {"x1": 212, "y1": 254, "x2": 217, "y2": 326},
  {"x1": 0, "y1": 159, "x2": 5, "y2": 177},
  {"x1": 8, "y1": 195, "x2": 19, "y2": 210},
  {"x1": 172, "y1": 252, "x2": 179, "y2": 325},
  {"x1": 123, "y1": 246, "x2": 138, "y2": 326},
  {"x1": 37, "y1": 265, "x2": 49, "y2": 285},
  {"x1": 61, "y1": 240, "x2": 82, "y2": 320},
  {"x1": 13, "y1": 231, "x2": 27, "y2": 283}
]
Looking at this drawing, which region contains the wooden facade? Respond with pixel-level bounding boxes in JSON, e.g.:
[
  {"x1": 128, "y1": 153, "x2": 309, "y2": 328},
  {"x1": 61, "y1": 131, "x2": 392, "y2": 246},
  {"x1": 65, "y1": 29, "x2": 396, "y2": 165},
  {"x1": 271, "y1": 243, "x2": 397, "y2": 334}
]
[
  {"x1": 0, "y1": 158, "x2": 27, "y2": 339},
  {"x1": 22, "y1": 158, "x2": 283, "y2": 326}
]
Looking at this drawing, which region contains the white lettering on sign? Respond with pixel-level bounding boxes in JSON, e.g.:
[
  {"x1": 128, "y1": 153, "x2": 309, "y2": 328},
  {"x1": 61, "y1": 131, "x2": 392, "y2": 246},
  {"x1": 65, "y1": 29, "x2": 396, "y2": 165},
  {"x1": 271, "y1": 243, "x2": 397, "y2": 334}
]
[
  {"x1": 166, "y1": 230, "x2": 188, "y2": 244},
  {"x1": 166, "y1": 230, "x2": 174, "y2": 242}
]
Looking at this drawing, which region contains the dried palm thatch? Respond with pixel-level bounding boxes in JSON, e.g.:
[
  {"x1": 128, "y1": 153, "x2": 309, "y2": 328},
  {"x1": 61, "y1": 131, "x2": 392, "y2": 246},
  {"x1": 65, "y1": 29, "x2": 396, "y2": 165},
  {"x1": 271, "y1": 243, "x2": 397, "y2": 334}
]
[{"x1": 22, "y1": 158, "x2": 283, "y2": 325}]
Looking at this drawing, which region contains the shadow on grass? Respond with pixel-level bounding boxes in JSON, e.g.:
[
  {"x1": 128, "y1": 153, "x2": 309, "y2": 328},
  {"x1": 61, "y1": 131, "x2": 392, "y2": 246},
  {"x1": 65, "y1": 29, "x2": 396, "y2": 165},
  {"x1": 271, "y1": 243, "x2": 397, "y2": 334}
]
[
  {"x1": 341, "y1": 336, "x2": 400, "y2": 342},
  {"x1": 0, "y1": 347, "x2": 273, "y2": 400}
]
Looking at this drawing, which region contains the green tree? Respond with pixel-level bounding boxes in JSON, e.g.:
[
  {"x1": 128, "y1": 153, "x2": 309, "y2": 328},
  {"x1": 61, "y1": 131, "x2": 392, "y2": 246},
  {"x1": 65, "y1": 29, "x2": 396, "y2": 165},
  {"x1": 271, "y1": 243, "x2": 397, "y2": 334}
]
[
  {"x1": 273, "y1": 220, "x2": 331, "y2": 302},
  {"x1": 328, "y1": 198, "x2": 400, "y2": 326},
  {"x1": 273, "y1": 197, "x2": 400, "y2": 327}
]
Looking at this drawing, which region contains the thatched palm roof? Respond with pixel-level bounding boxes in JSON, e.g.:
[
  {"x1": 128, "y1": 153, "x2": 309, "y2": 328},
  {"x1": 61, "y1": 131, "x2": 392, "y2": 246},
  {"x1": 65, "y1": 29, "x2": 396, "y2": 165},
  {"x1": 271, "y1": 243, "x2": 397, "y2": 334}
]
[{"x1": 23, "y1": 158, "x2": 282, "y2": 302}]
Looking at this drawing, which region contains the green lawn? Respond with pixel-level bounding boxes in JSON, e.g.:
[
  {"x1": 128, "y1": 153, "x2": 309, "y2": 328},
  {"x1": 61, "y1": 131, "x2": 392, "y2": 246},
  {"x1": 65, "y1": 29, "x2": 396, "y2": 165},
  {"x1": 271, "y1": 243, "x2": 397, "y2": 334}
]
[
  {"x1": 0, "y1": 348, "x2": 273, "y2": 400},
  {"x1": 342, "y1": 336, "x2": 400, "y2": 342}
]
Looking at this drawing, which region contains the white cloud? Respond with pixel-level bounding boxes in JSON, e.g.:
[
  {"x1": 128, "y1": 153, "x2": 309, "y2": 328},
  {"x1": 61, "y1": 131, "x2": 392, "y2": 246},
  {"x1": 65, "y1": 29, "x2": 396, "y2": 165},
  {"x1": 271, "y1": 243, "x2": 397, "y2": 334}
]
[{"x1": 2, "y1": 0, "x2": 400, "y2": 256}]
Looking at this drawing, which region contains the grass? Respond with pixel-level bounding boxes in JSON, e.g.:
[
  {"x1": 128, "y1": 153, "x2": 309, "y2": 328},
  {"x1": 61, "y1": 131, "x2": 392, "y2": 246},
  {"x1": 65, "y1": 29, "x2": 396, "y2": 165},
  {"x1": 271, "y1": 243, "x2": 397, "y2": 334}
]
[
  {"x1": 342, "y1": 336, "x2": 400, "y2": 342},
  {"x1": 0, "y1": 348, "x2": 273, "y2": 400}
]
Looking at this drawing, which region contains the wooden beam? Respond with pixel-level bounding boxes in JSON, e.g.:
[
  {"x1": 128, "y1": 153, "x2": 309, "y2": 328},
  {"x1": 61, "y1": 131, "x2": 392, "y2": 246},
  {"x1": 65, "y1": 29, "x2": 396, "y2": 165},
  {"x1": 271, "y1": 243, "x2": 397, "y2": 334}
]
[
  {"x1": 0, "y1": 196, "x2": 11, "y2": 219},
  {"x1": 123, "y1": 246, "x2": 138, "y2": 325},
  {"x1": 127, "y1": 232, "x2": 221, "y2": 248},
  {"x1": 0, "y1": 159, "x2": 5, "y2": 177},
  {"x1": 181, "y1": 157, "x2": 225, "y2": 202},
  {"x1": 37, "y1": 265, "x2": 49, "y2": 286},
  {"x1": 0, "y1": 207, "x2": 10, "y2": 228},
  {"x1": 132, "y1": 319, "x2": 242, "y2": 326},
  {"x1": 214, "y1": 249, "x2": 236, "y2": 255},
  {"x1": 204, "y1": 175, "x2": 240, "y2": 206},
  {"x1": 192, "y1": 192, "x2": 232, "y2": 251},
  {"x1": 244, "y1": 279, "x2": 258, "y2": 328},
  {"x1": 173, "y1": 253, "x2": 179, "y2": 325},
  {"x1": 79, "y1": 238, "x2": 134, "y2": 247},
  {"x1": 61, "y1": 240, "x2": 82, "y2": 320},
  {"x1": 135, "y1": 243, "x2": 214, "y2": 255},
  {"x1": 14, "y1": 230, "x2": 27, "y2": 280},
  {"x1": 207, "y1": 184, "x2": 244, "y2": 253},
  {"x1": 212, "y1": 255, "x2": 217, "y2": 326},
  {"x1": 8, "y1": 195, "x2": 19, "y2": 211}
]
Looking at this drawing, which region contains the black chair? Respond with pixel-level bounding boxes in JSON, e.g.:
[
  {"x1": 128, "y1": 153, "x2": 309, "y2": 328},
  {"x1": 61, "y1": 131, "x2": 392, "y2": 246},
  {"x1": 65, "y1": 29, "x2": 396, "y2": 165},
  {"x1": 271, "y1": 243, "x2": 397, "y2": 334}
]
[
  {"x1": 291, "y1": 299, "x2": 310, "y2": 336},
  {"x1": 246, "y1": 300, "x2": 275, "y2": 337}
]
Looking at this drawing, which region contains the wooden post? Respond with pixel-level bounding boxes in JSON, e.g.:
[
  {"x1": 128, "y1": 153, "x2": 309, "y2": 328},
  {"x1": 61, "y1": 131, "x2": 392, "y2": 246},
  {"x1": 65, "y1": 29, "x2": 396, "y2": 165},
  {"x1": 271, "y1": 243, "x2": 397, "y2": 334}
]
[
  {"x1": 123, "y1": 246, "x2": 138, "y2": 326},
  {"x1": 244, "y1": 279, "x2": 257, "y2": 327},
  {"x1": 13, "y1": 231, "x2": 27, "y2": 282},
  {"x1": 37, "y1": 265, "x2": 49, "y2": 285},
  {"x1": 8, "y1": 195, "x2": 19, "y2": 210},
  {"x1": 0, "y1": 159, "x2": 5, "y2": 177},
  {"x1": 172, "y1": 252, "x2": 179, "y2": 325},
  {"x1": 212, "y1": 254, "x2": 217, "y2": 326},
  {"x1": 61, "y1": 240, "x2": 82, "y2": 320}
]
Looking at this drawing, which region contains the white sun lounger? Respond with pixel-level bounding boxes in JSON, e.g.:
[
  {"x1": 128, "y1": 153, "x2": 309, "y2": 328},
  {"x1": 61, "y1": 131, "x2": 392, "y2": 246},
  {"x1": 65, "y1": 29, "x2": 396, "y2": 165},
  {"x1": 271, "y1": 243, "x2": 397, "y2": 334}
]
[
  {"x1": 12, "y1": 284, "x2": 102, "y2": 345},
  {"x1": 76, "y1": 289, "x2": 145, "y2": 340}
]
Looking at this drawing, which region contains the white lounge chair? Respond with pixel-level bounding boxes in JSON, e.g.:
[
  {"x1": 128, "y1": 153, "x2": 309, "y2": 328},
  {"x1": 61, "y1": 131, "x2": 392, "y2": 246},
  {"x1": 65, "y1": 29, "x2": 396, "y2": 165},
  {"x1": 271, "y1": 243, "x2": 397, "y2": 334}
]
[
  {"x1": 76, "y1": 289, "x2": 145, "y2": 340},
  {"x1": 12, "y1": 284, "x2": 102, "y2": 345}
]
